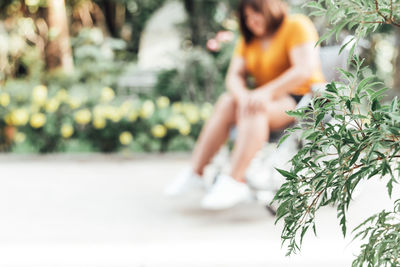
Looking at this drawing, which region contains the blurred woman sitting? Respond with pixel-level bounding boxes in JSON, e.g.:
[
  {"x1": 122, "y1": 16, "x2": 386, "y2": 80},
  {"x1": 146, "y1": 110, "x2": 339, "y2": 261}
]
[{"x1": 165, "y1": 0, "x2": 325, "y2": 210}]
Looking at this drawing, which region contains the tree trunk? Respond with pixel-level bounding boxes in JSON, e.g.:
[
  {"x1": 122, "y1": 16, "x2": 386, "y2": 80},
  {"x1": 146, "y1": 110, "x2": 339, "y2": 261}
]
[
  {"x1": 46, "y1": 0, "x2": 73, "y2": 72},
  {"x1": 183, "y1": 0, "x2": 219, "y2": 47},
  {"x1": 183, "y1": 0, "x2": 201, "y2": 46},
  {"x1": 103, "y1": 1, "x2": 125, "y2": 37},
  {"x1": 393, "y1": 27, "x2": 400, "y2": 93}
]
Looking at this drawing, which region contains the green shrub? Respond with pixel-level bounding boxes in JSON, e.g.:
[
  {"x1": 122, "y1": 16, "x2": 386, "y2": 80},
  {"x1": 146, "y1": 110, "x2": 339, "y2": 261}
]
[{"x1": 154, "y1": 32, "x2": 236, "y2": 104}]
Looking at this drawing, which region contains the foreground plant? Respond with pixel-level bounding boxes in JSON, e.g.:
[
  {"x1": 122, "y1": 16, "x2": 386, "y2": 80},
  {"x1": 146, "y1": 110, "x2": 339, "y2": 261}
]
[{"x1": 273, "y1": 1, "x2": 400, "y2": 266}]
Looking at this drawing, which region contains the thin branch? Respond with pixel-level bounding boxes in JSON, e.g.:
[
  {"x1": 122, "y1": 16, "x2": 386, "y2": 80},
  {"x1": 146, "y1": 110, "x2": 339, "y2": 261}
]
[
  {"x1": 375, "y1": 0, "x2": 389, "y2": 22},
  {"x1": 305, "y1": 162, "x2": 318, "y2": 175},
  {"x1": 298, "y1": 189, "x2": 324, "y2": 226},
  {"x1": 391, "y1": 20, "x2": 400, "y2": 27},
  {"x1": 361, "y1": 21, "x2": 386, "y2": 25},
  {"x1": 374, "y1": 0, "x2": 400, "y2": 28},
  {"x1": 344, "y1": 155, "x2": 400, "y2": 175},
  {"x1": 390, "y1": 0, "x2": 393, "y2": 20},
  {"x1": 362, "y1": 11, "x2": 378, "y2": 15}
]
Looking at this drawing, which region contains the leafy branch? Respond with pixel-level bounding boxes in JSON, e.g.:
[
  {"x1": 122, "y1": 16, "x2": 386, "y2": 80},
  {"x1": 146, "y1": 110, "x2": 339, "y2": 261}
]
[
  {"x1": 352, "y1": 200, "x2": 400, "y2": 266},
  {"x1": 274, "y1": 1, "x2": 400, "y2": 266}
]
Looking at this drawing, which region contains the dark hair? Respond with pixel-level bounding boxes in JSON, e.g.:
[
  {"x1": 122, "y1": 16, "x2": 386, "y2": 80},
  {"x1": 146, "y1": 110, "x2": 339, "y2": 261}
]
[{"x1": 238, "y1": 0, "x2": 288, "y2": 43}]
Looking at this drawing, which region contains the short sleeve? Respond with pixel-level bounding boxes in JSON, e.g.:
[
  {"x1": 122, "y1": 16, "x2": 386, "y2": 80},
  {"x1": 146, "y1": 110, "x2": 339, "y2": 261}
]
[
  {"x1": 233, "y1": 37, "x2": 246, "y2": 57},
  {"x1": 286, "y1": 15, "x2": 319, "y2": 51}
]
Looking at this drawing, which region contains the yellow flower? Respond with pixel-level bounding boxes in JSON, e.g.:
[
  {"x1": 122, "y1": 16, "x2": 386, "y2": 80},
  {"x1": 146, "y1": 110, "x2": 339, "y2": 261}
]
[
  {"x1": 120, "y1": 100, "x2": 133, "y2": 115},
  {"x1": 152, "y1": 124, "x2": 167, "y2": 138},
  {"x1": 32, "y1": 85, "x2": 48, "y2": 105},
  {"x1": 172, "y1": 102, "x2": 183, "y2": 113},
  {"x1": 95, "y1": 105, "x2": 120, "y2": 122},
  {"x1": 103, "y1": 105, "x2": 116, "y2": 120},
  {"x1": 156, "y1": 96, "x2": 170, "y2": 109},
  {"x1": 14, "y1": 132, "x2": 26, "y2": 143},
  {"x1": 140, "y1": 100, "x2": 155, "y2": 118},
  {"x1": 183, "y1": 104, "x2": 199, "y2": 124},
  {"x1": 68, "y1": 98, "x2": 81, "y2": 109},
  {"x1": 61, "y1": 124, "x2": 74, "y2": 138},
  {"x1": 110, "y1": 110, "x2": 122, "y2": 123},
  {"x1": 128, "y1": 110, "x2": 139, "y2": 122},
  {"x1": 179, "y1": 123, "x2": 191, "y2": 136},
  {"x1": 93, "y1": 117, "x2": 106, "y2": 129},
  {"x1": 119, "y1": 131, "x2": 133, "y2": 145},
  {"x1": 165, "y1": 115, "x2": 187, "y2": 129},
  {"x1": 56, "y1": 89, "x2": 68, "y2": 102},
  {"x1": 30, "y1": 113, "x2": 46, "y2": 128},
  {"x1": 93, "y1": 105, "x2": 106, "y2": 118},
  {"x1": 25, "y1": 0, "x2": 40, "y2": 6},
  {"x1": 200, "y1": 102, "x2": 214, "y2": 120},
  {"x1": 45, "y1": 98, "x2": 60, "y2": 113},
  {"x1": 101, "y1": 87, "x2": 115, "y2": 103},
  {"x1": 0, "y1": 92, "x2": 10, "y2": 107},
  {"x1": 9, "y1": 108, "x2": 29, "y2": 126},
  {"x1": 74, "y1": 109, "x2": 92, "y2": 125}
]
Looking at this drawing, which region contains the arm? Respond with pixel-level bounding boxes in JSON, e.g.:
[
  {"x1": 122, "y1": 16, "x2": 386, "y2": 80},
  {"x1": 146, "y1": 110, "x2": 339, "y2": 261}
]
[
  {"x1": 255, "y1": 42, "x2": 320, "y2": 100},
  {"x1": 225, "y1": 56, "x2": 248, "y2": 101}
]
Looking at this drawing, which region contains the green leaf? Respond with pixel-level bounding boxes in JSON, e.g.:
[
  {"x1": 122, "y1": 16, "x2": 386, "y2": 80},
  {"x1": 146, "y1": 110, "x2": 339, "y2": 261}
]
[
  {"x1": 286, "y1": 110, "x2": 304, "y2": 118},
  {"x1": 368, "y1": 167, "x2": 381, "y2": 179},
  {"x1": 370, "y1": 87, "x2": 388, "y2": 100},
  {"x1": 340, "y1": 215, "x2": 347, "y2": 237},
  {"x1": 326, "y1": 82, "x2": 337, "y2": 93},
  {"x1": 346, "y1": 99, "x2": 352, "y2": 112},
  {"x1": 315, "y1": 30, "x2": 335, "y2": 47},
  {"x1": 339, "y1": 68, "x2": 355, "y2": 79},
  {"x1": 387, "y1": 179, "x2": 393, "y2": 198},
  {"x1": 350, "y1": 149, "x2": 361, "y2": 166},
  {"x1": 300, "y1": 225, "x2": 309, "y2": 245},
  {"x1": 275, "y1": 200, "x2": 290, "y2": 223},
  {"x1": 315, "y1": 113, "x2": 325, "y2": 127},
  {"x1": 390, "y1": 96, "x2": 398, "y2": 112},
  {"x1": 277, "y1": 133, "x2": 291, "y2": 148},
  {"x1": 371, "y1": 99, "x2": 381, "y2": 111},
  {"x1": 356, "y1": 77, "x2": 375, "y2": 94},
  {"x1": 335, "y1": 20, "x2": 349, "y2": 41},
  {"x1": 339, "y1": 36, "x2": 355, "y2": 55},
  {"x1": 275, "y1": 168, "x2": 297, "y2": 180}
]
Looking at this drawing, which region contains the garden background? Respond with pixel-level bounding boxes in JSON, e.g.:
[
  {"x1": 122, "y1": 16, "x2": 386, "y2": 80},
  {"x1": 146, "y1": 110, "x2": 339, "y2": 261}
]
[{"x1": 1, "y1": 0, "x2": 398, "y2": 155}]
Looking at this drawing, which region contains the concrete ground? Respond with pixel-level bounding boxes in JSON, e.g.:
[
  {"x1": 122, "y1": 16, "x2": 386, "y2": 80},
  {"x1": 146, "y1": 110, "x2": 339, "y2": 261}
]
[{"x1": 0, "y1": 154, "x2": 396, "y2": 267}]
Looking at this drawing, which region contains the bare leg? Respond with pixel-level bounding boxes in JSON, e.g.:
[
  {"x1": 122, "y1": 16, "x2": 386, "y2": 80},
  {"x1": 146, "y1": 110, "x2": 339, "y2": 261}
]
[
  {"x1": 230, "y1": 96, "x2": 297, "y2": 182},
  {"x1": 191, "y1": 93, "x2": 237, "y2": 176},
  {"x1": 230, "y1": 113, "x2": 269, "y2": 182}
]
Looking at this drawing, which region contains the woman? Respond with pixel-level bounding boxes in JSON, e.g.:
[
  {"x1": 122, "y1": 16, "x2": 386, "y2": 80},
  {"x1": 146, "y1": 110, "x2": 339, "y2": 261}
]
[{"x1": 164, "y1": 0, "x2": 325, "y2": 210}]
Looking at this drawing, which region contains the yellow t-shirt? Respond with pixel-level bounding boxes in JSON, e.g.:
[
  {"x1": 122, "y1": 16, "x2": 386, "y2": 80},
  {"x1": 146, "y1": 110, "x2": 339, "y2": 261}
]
[{"x1": 234, "y1": 14, "x2": 325, "y2": 95}]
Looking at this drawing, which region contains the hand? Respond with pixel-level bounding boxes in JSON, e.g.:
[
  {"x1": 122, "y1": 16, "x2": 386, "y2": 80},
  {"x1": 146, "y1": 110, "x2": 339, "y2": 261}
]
[{"x1": 244, "y1": 89, "x2": 272, "y2": 115}]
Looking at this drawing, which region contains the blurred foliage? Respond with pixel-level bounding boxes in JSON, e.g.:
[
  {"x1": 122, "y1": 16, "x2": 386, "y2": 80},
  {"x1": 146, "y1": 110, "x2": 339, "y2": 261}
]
[
  {"x1": 120, "y1": 0, "x2": 167, "y2": 53},
  {"x1": 0, "y1": 82, "x2": 214, "y2": 153},
  {"x1": 0, "y1": 20, "x2": 213, "y2": 153},
  {"x1": 0, "y1": 16, "x2": 44, "y2": 81},
  {"x1": 182, "y1": 0, "x2": 239, "y2": 46},
  {"x1": 154, "y1": 30, "x2": 235, "y2": 103},
  {"x1": 1, "y1": 0, "x2": 398, "y2": 157},
  {"x1": 0, "y1": 0, "x2": 222, "y2": 154}
]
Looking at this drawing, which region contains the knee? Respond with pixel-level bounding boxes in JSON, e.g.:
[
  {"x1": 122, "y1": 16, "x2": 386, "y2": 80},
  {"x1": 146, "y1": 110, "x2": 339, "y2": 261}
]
[
  {"x1": 239, "y1": 108, "x2": 269, "y2": 123},
  {"x1": 215, "y1": 93, "x2": 235, "y2": 113}
]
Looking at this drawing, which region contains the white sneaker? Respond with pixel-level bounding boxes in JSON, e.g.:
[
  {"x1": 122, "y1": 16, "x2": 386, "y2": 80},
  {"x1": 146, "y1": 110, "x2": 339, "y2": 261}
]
[
  {"x1": 164, "y1": 167, "x2": 205, "y2": 197},
  {"x1": 201, "y1": 174, "x2": 253, "y2": 210}
]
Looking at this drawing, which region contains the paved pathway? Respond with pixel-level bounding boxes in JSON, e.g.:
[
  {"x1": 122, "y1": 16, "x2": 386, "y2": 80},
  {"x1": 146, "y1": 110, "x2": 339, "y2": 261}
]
[{"x1": 0, "y1": 154, "x2": 396, "y2": 267}]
